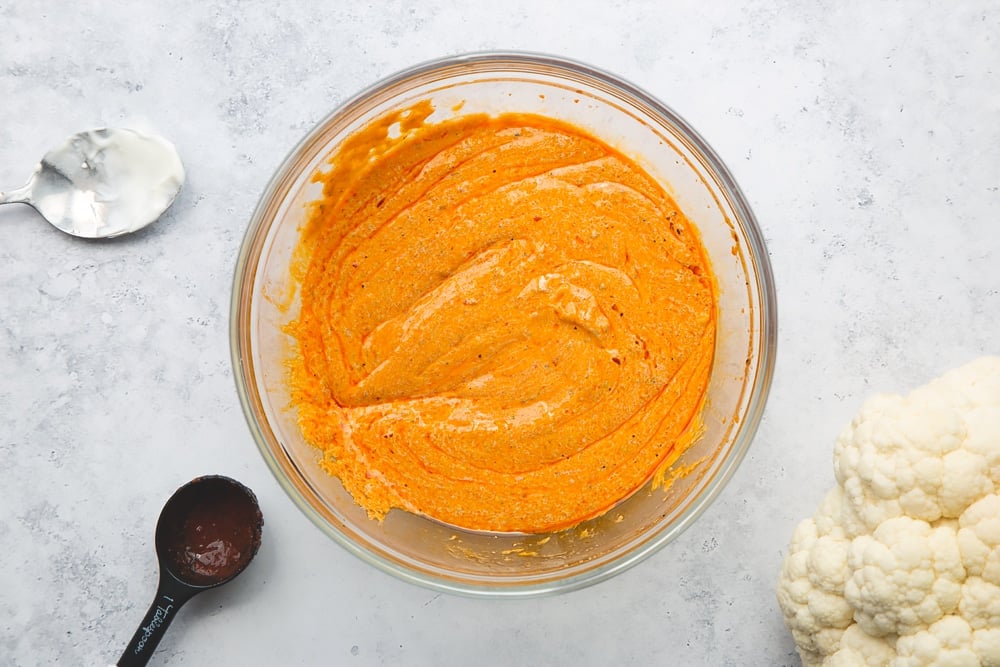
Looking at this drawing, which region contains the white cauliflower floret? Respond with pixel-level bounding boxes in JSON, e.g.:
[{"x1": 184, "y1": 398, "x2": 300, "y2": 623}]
[
  {"x1": 973, "y1": 628, "x2": 1000, "y2": 666},
  {"x1": 845, "y1": 517, "x2": 964, "y2": 637},
  {"x1": 894, "y1": 615, "x2": 979, "y2": 666},
  {"x1": 824, "y1": 625, "x2": 895, "y2": 666},
  {"x1": 833, "y1": 393, "x2": 990, "y2": 531},
  {"x1": 923, "y1": 357, "x2": 1000, "y2": 411},
  {"x1": 957, "y1": 494, "x2": 1000, "y2": 585},
  {"x1": 776, "y1": 357, "x2": 1000, "y2": 666},
  {"x1": 921, "y1": 356, "x2": 1000, "y2": 490},
  {"x1": 963, "y1": 408, "x2": 1000, "y2": 487},
  {"x1": 777, "y1": 488, "x2": 855, "y2": 665},
  {"x1": 959, "y1": 578, "x2": 1000, "y2": 631}
]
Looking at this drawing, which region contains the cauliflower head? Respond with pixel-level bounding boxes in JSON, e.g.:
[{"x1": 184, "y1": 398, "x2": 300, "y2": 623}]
[{"x1": 777, "y1": 357, "x2": 1000, "y2": 666}]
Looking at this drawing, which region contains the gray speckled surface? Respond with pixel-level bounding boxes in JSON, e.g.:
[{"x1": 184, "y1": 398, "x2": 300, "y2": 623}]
[{"x1": 1, "y1": 2, "x2": 998, "y2": 665}]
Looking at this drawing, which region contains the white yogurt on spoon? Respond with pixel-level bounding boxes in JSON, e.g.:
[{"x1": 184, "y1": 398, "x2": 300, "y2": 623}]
[{"x1": 0, "y1": 127, "x2": 185, "y2": 238}]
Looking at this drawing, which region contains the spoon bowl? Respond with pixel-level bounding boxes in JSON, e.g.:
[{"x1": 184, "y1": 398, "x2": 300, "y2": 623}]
[
  {"x1": 0, "y1": 128, "x2": 185, "y2": 238},
  {"x1": 117, "y1": 475, "x2": 263, "y2": 667}
]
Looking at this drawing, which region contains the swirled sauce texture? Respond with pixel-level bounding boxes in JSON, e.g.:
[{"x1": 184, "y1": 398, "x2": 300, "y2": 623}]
[{"x1": 289, "y1": 103, "x2": 716, "y2": 533}]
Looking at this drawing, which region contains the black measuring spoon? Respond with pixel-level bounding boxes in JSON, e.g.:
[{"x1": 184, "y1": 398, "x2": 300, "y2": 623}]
[{"x1": 116, "y1": 475, "x2": 263, "y2": 666}]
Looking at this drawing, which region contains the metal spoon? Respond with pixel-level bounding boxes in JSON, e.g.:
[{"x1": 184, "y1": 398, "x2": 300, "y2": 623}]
[
  {"x1": 0, "y1": 127, "x2": 185, "y2": 238},
  {"x1": 116, "y1": 475, "x2": 263, "y2": 667}
]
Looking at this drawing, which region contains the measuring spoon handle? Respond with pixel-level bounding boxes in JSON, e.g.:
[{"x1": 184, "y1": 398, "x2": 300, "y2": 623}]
[{"x1": 116, "y1": 573, "x2": 199, "y2": 667}]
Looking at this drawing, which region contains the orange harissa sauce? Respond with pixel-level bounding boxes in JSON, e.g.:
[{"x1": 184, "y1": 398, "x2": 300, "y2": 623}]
[{"x1": 288, "y1": 102, "x2": 716, "y2": 533}]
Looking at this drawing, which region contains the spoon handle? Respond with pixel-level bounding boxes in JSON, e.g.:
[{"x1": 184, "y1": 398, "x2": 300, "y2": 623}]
[
  {"x1": 0, "y1": 183, "x2": 32, "y2": 205},
  {"x1": 116, "y1": 574, "x2": 198, "y2": 667}
]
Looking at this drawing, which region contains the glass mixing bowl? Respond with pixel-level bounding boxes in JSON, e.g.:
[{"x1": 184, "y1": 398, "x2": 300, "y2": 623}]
[{"x1": 231, "y1": 52, "x2": 776, "y2": 597}]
